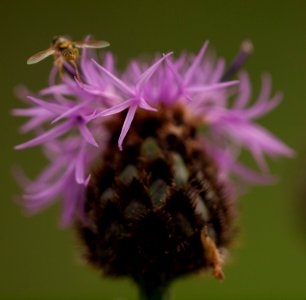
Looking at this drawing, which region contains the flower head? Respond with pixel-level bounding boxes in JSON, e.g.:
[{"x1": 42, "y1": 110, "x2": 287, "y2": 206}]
[
  {"x1": 15, "y1": 41, "x2": 293, "y2": 221},
  {"x1": 14, "y1": 39, "x2": 293, "y2": 290}
]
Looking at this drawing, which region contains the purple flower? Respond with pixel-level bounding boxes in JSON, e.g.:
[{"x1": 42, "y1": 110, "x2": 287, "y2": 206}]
[{"x1": 14, "y1": 40, "x2": 294, "y2": 226}]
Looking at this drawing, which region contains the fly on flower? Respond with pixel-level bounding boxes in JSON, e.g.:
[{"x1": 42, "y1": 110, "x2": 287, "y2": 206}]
[{"x1": 27, "y1": 35, "x2": 110, "y2": 81}]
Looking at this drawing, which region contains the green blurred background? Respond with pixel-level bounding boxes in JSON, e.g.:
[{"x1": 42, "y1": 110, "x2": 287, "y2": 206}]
[{"x1": 1, "y1": 0, "x2": 306, "y2": 299}]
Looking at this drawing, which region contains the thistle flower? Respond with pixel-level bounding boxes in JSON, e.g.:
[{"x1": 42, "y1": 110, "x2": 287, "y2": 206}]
[{"x1": 14, "y1": 39, "x2": 293, "y2": 299}]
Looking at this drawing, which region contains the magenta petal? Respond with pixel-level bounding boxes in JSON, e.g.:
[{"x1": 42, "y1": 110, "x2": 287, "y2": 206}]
[
  {"x1": 75, "y1": 144, "x2": 86, "y2": 184},
  {"x1": 251, "y1": 145, "x2": 269, "y2": 172},
  {"x1": 24, "y1": 164, "x2": 74, "y2": 205},
  {"x1": 253, "y1": 126, "x2": 295, "y2": 157},
  {"x1": 12, "y1": 107, "x2": 48, "y2": 117},
  {"x1": 185, "y1": 41, "x2": 209, "y2": 85},
  {"x1": 20, "y1": 116, "x2": 51, "y2": 133},
  {"x1": 27, "y1": 96, "x2": 66, "y2": 114},
  {"x1": 12, "y1": 166, "x2": 32, "y2": 189},
  {"x1": 74, "y1": 79, "x2": 102, "y2": 95},
  {"x1": 234, "y1": 72, "x2": 251, "y2": 109},
  {"x1": 40, "y1": 84, "x2": 72, "y2": 96},
  {"x1": 81, "y1": 46, "x2": 91, "y2": 82},
  {"x1": 136, "y1": 52, "x2": 173, "y2": 91},
  {"x1": 60, "y1": 191, "x2": 78, "y2": 227},
  {"x1": 226, "y1": 122, "x2": 295, "y2": 158},
  {"x1": 231, "y1": 161, "x2": 276, "y2": 185},
  {"x1": 95, "y1": 99, "x2": 133, "y2": 118},
  {"x1": 210, "y1": 59, "x2": 225, "y2": 83},
  {"x1": 84, "y1": 174, "x2": 91, "y2": 186},
  {"x1": 118, "y1": 103, "x2": 138, "y2": 150},
  {"x1": 139, "y1": 97, "x2": 158, "y2": 111},
  {"x1": 185, "y1": 94, "x2": 193, "y2": 102},
  {"x1": 51, "y1": 101, "x2": 91, "y2": 124},
  {"x1": 35, "y1": 160, "x2": 65, "y2": 185},
  {"x1": 92, "y1": 59, "x2": 134, "y2": 96},
  {"x1": 104, "y1": 52, "x2": 115, "y2": 72},
  {"x1": 78, "y1": 123, "x2": 98, "y2": 147},
  {"x1": 246, "y1": 92, "x2": 283, "y2": 119},
  {"x1": 246, "y1": 124, "x2": 294, "y2": 157},
  {"x1": 15, "y1": 121, "x2": 73, "y2": 150},
  {"x1": 24, "y1": 177, "x2": 67, "y2": 202},
  {"x1": 165, "y1": 57, "x2": 184, "y2": 87},
  {"x1": 257, "y1": 73, "x2": 272, "y2": 103},
  {"x1": 187, "y1": 80, "x2": 239, "y2": 93},
  {"x1": 48, "y1": 65, "x2": 58, "y2": 86},
  {"x1": 75, "y1": 79, "x2": 120, "y2": 102},
  {"x1": 60, "y1": 183, "x2": 84, "y2": 227}
]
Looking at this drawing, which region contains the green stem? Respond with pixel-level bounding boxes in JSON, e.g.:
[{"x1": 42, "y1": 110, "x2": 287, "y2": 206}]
[
  {"x1": 136, "y1": 279, "x2": 170, "y2": 300},
  {"x1": 139, "y1": 285, "x2": 169, "y2": 300}
]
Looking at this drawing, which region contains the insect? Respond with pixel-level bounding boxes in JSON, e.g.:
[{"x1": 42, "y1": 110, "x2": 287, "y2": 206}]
[{"x1": 27, "y1": 36, "x2": 110, "y2": 81}]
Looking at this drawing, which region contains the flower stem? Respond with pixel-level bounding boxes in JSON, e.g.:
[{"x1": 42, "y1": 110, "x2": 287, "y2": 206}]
[
  {"x1": 139, "y1": 285, "x2": 169, "y2": 300},
  {"x1": 136, "y1": 279, "x2": 170, "y2": 300}
]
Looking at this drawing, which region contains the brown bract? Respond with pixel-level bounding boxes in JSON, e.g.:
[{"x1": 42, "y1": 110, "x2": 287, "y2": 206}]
[{"x1": 76, "y1": 104, "x2": 237, "y2": 292}]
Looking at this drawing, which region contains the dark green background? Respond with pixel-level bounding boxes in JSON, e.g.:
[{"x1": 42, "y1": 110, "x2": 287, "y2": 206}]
[{"x1": 1, "y1": 1, "x2": 306, "y2": 299}]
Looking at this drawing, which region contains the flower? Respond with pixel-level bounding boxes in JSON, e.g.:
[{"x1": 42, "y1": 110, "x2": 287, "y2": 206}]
[
  {"x1": 14, "y1": 41, "x2": 293, "y2": 223},
  {"x1": 14, "y1": 39, "x2": 293, "y2": 294}
]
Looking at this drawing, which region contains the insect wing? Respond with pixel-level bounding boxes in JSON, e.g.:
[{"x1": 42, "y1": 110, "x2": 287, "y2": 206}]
[
  {"x1": 74, "y1": 40, "x2": 110, "y2": 49},
  {"x1": 27, "y1": 48, "x2": 55, "y2": 64}
]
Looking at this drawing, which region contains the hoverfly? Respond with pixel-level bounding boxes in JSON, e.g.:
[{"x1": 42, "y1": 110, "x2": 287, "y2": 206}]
[{"x1": 27, "y1": 36, "x2": 110, "y2": 81}]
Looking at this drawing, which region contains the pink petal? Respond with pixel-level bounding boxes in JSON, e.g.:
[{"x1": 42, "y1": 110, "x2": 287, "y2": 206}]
[
  {"x1": 12, "y1": 107, "x2": 48, "y2": 117},
  {"x1": 139, "y1": 97, "x2": 158, "y2": 111},
  {"x1": 40, "y1": 84, "x2": 72, "y2": 96},
  {"x1": 118, "y1": 103, "x2": 138, "y2": 150},
  {"x1": 78, "y1": 123, "x2": 98, "y2": 147},
  {"x1": 20, "y1": 115, "x2": 51, "y2": 133},
  {"x1": 257, "y1": 73, "x2": 272, "y2": 104},
  {"x1": 231, "y1": 161, "x2": 276, "y2": 185},
  {"x1": 60, "y1": 184, "x2": 80, "y2": 227},
  {"x1": 234, "y1": 72, "x2": 251, "y2": 109},
  {"x1": 51, "y1": 101, "x2": 92, "y2": 124},
  {"x1": 210, "y1": 59, "x2": 225, "y2": 83},
  {"x1": 48, "y1": 65, "x2": 58, "y2": 86},
  {"x1": 75, "y1": 144, "x2": 87, "y2": 184},
  {"x1": 104, "y1": 52, "x2": 115, "y2": 72},
  {"x1": 15, "y1": 121, "x2": 73, "y2": 150},
  {"x1": 187, "y1": 80, "x2": 239, "y2": 93},
  {"x1": 92, "y1": 59, "x2": 134, "y2": 96},
  {"x1": 34, "y1": 159, "x2": 65, "y2": 185},
  {"x1": 27, "y1": 96, "x2": 66, "y2": 114},
  {"x1": 210, "y1": 58, "x2": 225, "y2": 83},
  {"x1": 185, "y1": 41, "x2": 209, "y2": 85},
  {"x1": 246, "y1": 92, "x2": 283, "y2": 119},
  {"x1": 24, "y1": 165, "x2": 74, "y2": 204},
  {"x1": 165, "y1": 56, "x2": 184, "y2": 87},
  {"x1": 95, "y1": 98, "x2": 133, "y2": 118},
  {"x1": 136, "y1": 52, "x2": 173, "y2": 91},
  {"x1": 24, "y1": 177, "x2": 67, "y2": 202},
  {"x1": 251, "y1": 144, "x2": 269, "y2": 172}
]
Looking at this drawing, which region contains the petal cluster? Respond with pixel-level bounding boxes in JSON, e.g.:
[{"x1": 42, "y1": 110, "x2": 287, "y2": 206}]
[{"x1": 14, "y1": 41, "x2": 293, "y2": 225}]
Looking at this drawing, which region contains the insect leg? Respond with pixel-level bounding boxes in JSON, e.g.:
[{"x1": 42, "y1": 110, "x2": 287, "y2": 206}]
[
  {"x1": 70, "y1": 60, "x2": 81, "y2": 82},
  {"x1": 55, "y1": 57, "x2": 64, "y2": 80}
]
